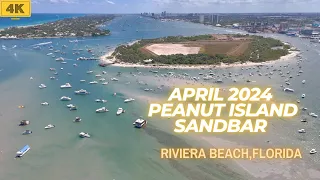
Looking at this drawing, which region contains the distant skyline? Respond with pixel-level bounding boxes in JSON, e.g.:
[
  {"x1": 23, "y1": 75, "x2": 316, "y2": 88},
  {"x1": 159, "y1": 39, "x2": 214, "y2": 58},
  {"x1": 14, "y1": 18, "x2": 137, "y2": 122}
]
[{"x1": 31, "y1": 0, "x2": 320, "y2": 13}]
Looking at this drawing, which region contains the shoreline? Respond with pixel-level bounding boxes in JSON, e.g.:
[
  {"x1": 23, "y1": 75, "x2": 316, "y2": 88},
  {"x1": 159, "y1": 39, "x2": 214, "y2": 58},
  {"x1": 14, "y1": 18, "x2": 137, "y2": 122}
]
[{"x1": 99, "y1": 45, "x2": 300, "y2": 69}]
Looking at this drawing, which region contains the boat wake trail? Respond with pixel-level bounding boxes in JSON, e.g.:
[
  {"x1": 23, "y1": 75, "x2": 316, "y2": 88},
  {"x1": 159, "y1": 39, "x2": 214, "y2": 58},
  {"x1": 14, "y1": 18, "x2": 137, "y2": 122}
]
[{"x1": 30, "y1": 41, "x2": 52, "y2": 47}]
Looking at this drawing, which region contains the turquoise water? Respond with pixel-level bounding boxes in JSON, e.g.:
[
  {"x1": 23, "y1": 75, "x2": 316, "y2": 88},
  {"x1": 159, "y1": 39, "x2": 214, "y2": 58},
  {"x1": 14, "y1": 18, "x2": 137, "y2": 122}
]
[{"x1": 1, "y1": 15, "x2": 320, "y2": 180}]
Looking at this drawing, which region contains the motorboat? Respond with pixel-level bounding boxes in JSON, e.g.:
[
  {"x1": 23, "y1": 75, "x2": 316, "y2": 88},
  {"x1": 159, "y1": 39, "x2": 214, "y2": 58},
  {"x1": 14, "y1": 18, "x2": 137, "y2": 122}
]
[
  {"x1": 50, "y1": 76, "x2": 55, "y2": 80},
  {"x1": 55, "y1": 57, "x2": 64, "y2": 61},
  {"x1": 116, "y1": 108, "x2": 125, "y2": 115},
  {"x1": 144, "y1": 88, "x2": 152, "y2": 91},
  {"x1": 39, "y1": 84, "x2": 47, "y2": 89},
  {"x1": 73, "y1": 63, "x2": 77, "y2": 66},
  {"x1": 30, "y1": 77, "x2": 33, "y2": 80},
  {"x1": 298, "y1": 129, "x2": 306, "y2": 133},
  {"x1": 22, "y1": 130, "x2": 32, "y2": 135},
  {"x1": 80, "y1": 80, "x2": 86, "y2": 82},
  {"x1": 301, "y1": 94, "x2": 305, "y2": 98},
  {"x1": 49, "y1": 68, "x2": 56, "y2": 71},
  {"x1": 283, "y1": 88, "x2": 294, "y2": 92},
  {"x1": 67, "y1": 104, "x2": 75, "y2": 108},
  {"x1": 102, "y1": 71, "x2": 107, "y2": 74},
  {"x1": 19, "y1": 120, "x2": 30, "y2": 126},
  {"x1": 60, "y1": 68, "x2": 63, "y2": 70},
  {"x1": 95, "y1": 99, "x2": 107, "y2": 103},
  {"x1": 79, "y1": 132, "x2": 90, "y2": 138},
  {"x1": 61, "y1": 62, "x2": 67, "y2": 64},
  {"x1": 124, "y1": 98, "x2": 135, "y2": 103},
  {"x1": 95, "y1": 74, "x2": 102, "y2": 77},
  {"x1": 133, "y1": 119, "x2": 147, "y2": 128},
  {"x1": 86, "y1": 71, "x2": 93, "y2": 74},
  {"x1": 69, "y1": 106, "x2": 77, "y2": 111},
  {"x1": 60, "y1": 96, "x2": 72, "y2": 101},
  {"x1": 309, "y1": 113, "x2": 318, "y2": 118},
  {"x1": 216, "y1": 79, "x2": 223, "y2": 83},
  {"x1": 74, "y1": 117, "x2": 81, "y2": 122},
  {"x1": 302, "y1": 80, "x2": 306, "y2": 84},
  {"x1": 89, "y1": 81, "x2": 98, "y2": 84},
  {"x1": 75, "y1": 89, "x2": 90, "y2": 95},
  {"x1": 310, "y1": 149, "x2": 317, "y2": 154},
  {"x1": 60, "y1": 83, "x2": 72, "y2": 89},
  {"x1": 67, "y1": 73, "x2": 72, "y2": 76},
  {"x1": 41, "y1": 102, "x2": 49, "y2": 106},
  {"x1": 102, "y1": 82, "x2": 109, "y2": 85},
  {"x1": 96, "y1": 107, "x2": 108, "y2": 113},
  {"x1": 45, "y1": 124, "x2": 55, "y2": 129},
  {"x1": 111, "y1": 78, "x2": 119, "y2": 81},
  {"x1": 99, "y1": 78, "x2": 106, "y2": 81},
  {"x1": 16, "y1": 145, "x2": 30, "y2": 158}
]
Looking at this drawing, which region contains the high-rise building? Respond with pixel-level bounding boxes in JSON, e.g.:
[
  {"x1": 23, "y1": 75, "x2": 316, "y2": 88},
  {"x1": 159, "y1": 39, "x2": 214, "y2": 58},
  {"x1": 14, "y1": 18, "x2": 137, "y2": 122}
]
[{"x1": 199, "y1": 15, "x2": 204, "y2": 23}]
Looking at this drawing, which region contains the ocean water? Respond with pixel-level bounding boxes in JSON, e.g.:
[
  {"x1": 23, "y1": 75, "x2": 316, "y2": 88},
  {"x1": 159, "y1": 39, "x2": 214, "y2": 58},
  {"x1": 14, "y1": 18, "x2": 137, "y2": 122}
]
[
  {"x1": 0, "y1": 13, "x2": 84, "y2": 29},
  {"x1": 0, "y1": 15, "x2": 320, "y2": 180}
]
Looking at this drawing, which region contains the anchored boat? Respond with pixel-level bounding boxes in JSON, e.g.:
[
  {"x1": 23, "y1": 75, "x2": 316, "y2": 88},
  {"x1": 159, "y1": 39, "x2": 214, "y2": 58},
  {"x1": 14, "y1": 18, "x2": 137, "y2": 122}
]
[{"x1": 16, "y1": 145, "x2": 30, "y2": 158}]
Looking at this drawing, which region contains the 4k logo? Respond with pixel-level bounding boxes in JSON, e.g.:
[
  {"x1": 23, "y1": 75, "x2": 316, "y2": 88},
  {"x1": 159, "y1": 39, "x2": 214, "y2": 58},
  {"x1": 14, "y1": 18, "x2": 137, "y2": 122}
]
[
  {"x1": 1, "y1": 0, "x2": 31, "y2": 17},
  {"x1": 6, "y1": 4, "x2": 24, "y2": 13}
]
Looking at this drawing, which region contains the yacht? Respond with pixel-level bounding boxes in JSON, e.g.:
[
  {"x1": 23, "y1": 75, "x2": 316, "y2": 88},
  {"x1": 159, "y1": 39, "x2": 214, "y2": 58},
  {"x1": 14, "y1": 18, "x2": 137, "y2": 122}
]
[
  {"x1": 95, "y1": 99, "x2": 107, "y2": 103},
  {"x1": 74, "y1": 117, "x2": 81, "y2": 122},
  {"x1": 283, "y1": 88, "x2": 294, "y2": 92},
  {"x1": 301, "y1": 94, "x2": 305, "y2": 98},
  {"x1": 102, "y1": 82, "x2": 109, "y2": 85},
  {"x1": 133, "y1": 119, "x2": 147, "y2": 128},
  {"x1": 47, "y1": 53, "x2": 53, "y2": 56},
  {"x1": 86, "y1": 71, "x2": 93, "y2": 74},
  {"x1": 124, "y1": 98, "x2": 135, "y2": 103},
  {"x1": 96, "y1": 107, "x2": 108, "y2": 113},
  {"x1": 45, "y1": 124, "x2": 55, "y2": 129},
  {"x1": 116, "y1": 108, "x2": 125, "y2": 115},
  {"x1": 80, "y1": 80, "x2": 86, "y2": 82},
  {"x1": 89, "y1": 81, "x2": 98, "y2": 84},
  {"x1": 16, "y1": 145, "x2": 31, "y2": 158},
  {"x1": 309, "y1": 112, "x2": 318, "y2": 118},
  {"x1": 60, "y1": 96, "x2": 72, "y2": 101},
  {"x1": 74, "y1": 89, "x2": 90, "y2": 95},
  {"x1": 39, "y1": 84, "x2": 47, "y2": 89},
  {"x1": 22, "y1": 130, "x2": 32, "y2": 135},
  {"x1": 79, "y1": 132, "x2": 90, "y2": 138},
  {"x1": 41, "y1": 102, "x2": 49, "y2": 106},
  {"x1": 55, "y1": 57, "x2": 64, "y2": 61},
  {"x1": 298, "y1": 129, "x2": 306, "y2": 133},
  {"x1": 67, "y1": 104, "x2": 75, "y2": 108},
  {"x1": 99, "y1": 78, "x2": 106, "y2": 81},
  {"x1": 60, "y1": 83, "x2": 72, "y2": 88},
  {"x1": 310, "y1": 149, "x2": 317, "y2": 154},
  {"x1": 19, "y1": 120, "x2": 30, "y2": 126},
  {"x1": 111, "y1": 78, "x2": 119, "y2": 81}
]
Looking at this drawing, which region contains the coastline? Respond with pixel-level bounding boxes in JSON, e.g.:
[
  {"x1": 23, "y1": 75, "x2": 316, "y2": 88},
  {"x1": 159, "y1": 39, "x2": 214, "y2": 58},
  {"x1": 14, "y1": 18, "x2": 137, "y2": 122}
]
[{"x1": 99, "y1": 46, "x2": 300, "y2": 69}]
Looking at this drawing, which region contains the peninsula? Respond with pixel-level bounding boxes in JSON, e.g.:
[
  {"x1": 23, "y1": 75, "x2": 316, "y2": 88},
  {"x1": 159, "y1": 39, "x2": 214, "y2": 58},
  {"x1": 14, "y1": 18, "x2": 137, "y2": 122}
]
[
  {"x1": 101, "y1": 34, "x2": 293, "y2": 67},
  {"x1": 0, "y1": 15, "x2": 115, "y2": 39}
]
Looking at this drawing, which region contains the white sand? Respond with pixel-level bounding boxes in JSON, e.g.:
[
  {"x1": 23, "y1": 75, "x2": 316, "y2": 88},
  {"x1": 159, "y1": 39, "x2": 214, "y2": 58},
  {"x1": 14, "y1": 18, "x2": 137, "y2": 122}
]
[{"x1": 145, "y1": 43, "x2": 201, "y2": 55}]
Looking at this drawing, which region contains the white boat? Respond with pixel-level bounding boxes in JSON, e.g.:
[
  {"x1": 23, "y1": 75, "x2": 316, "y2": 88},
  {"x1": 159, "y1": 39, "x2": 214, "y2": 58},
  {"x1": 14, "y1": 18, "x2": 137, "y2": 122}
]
[
  {"x1": 310, "y1": 149, "x2": 317, "y2": 154},
  {"x1": 95, "y1": 74, "x2": 102, "y2": 77},
  {"x1": 55, "y1": 57, "x2": 64, "y2": 61},
  {"x1": 80, "y1": 80, "x2": 86, "y2": 82},
  {"x1": 96, "y1": 107, "x2": 108, "y2": 113},
  {"x1": 301, "y1": 118, "x2": 307, "y2": 122},
  {"x1": 79, "y1": 132, "x2": 90, "y2": 138},
  {"x1": 89, "y1": 81, "x2": 98, "y2": 84},
  {"x1": 133, "y1": 119, "x2": 147, "y2": 128},
  {"x1": 298, "y1": 129, "x2": 306, "y2": 133},
  {"x1": 309, "y1": 112, "x2": 318, "y2": 118},
  {"x1": 116, "y1": 108, "x2": 125, "y2": 115},
  {"x1": 75, "y1": 89, "x2": 90, "y2": 95},
  {"x1": 73, "y1": 63, "x2": 77, "y2": 66},
  {"x1": 67, "y1": 73, "x2": 72, "y2": 76},
  {"x1": 41, "y1": 102, "x2": 49, "y2": 106},
  {"x1": 47, "y1": 53, "x2": 53, "y2": 56},
  {"x1": 283, "y1": 88, "x2": 294, "y2": 92},
  {"x1": 95, "y1": 99, "x2": 107, "y2": 103},
  {"x1": 102, "y1": 82, "x2": 109, "y2": 85},
  {"x1": 16, "y1": 145, "x2": 30, "y2": 158},
  {"x1": 49, "y1": 67, "x2": 56, "y2": 71},
  {"x1": 39, "y1": 84, "x2": 47, "y2": 89},
  {"x1": 60, "y1": 83, "x2": 72, "y2": 89},
  {"x1": 45, "y1": 124, "x2": 55, "y2": 129},
  {"x1": 86, "y1": 71, "x2": 93, "y2": 74},
  {"x1": 61, "y1": 62, "x2": 67, "y2": 64},
  {"x1": 302, "y1": 80, "x2": 306, "y2": 84},
  {"x1": 50, "y1": 76, "x2": 55, "y2": 80},
  {"x1": 124, "y1": 98, "x2": 135, "y2": 103},
  {"x1": 30, "y1": 77, "x2": 33, "y2": 80},
  {"x1": 22, "y1": 130, "x2": 32, "y2": 135},
  {"x1": 67, "y1": 104, "x2": 75, "y2": 108},
  {"x1": 102, "y1": 71, "x2": 107, "y2": 74},
  {"x1": 60, "y1": 96, "x2": 71, "y2": 101},
  {"x1": 74, "y1": 117, "x2": 81, "y2": 122},
  {"x1": 99, "y1": 78, "x2": 106, "y2": 81},
  {"x1": 301, "y1": 94, "x2": 305, "y2": 98},
  {"x1": 111, "y1": 78, "x2": 119, "y2": 81}
]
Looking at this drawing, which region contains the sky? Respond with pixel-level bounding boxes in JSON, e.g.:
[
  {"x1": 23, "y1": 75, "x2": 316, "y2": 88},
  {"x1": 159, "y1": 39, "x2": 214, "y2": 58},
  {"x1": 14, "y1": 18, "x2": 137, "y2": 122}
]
[{"x1": 31, "y1": 0, "x2": 320, "y2": 13}]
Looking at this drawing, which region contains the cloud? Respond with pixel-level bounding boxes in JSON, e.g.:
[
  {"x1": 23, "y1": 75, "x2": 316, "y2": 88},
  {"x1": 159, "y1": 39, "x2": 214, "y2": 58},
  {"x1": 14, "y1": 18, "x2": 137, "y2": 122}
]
[
  {"x1": 106, "y1": 0, "x2": 115, "y2": 4},
  {"x1": 49, "y1": 0, "x2": 77, "y2": 4}
]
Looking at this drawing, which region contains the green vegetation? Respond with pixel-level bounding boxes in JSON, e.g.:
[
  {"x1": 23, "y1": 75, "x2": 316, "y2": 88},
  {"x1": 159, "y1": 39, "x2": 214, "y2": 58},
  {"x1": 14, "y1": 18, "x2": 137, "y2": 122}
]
[
  {"x1": 112, "y1": 34, "x2": 289, "y2": 65},
  {"x1": 0, "y1": 15, "x2": 115, "y2": 39}
]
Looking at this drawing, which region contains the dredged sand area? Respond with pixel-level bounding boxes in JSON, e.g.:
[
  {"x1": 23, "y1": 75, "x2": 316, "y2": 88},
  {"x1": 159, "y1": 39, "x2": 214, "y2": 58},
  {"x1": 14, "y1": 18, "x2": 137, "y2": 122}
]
[{"x1": 144, "y1": 43, "x2": 201, "y2": 55}]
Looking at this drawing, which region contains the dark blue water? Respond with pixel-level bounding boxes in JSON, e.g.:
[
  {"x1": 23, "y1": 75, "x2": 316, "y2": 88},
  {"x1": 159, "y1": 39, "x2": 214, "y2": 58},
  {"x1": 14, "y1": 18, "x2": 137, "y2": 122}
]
[{"x1": 0, "y1": 13, "x2": 84, "y2": 28}]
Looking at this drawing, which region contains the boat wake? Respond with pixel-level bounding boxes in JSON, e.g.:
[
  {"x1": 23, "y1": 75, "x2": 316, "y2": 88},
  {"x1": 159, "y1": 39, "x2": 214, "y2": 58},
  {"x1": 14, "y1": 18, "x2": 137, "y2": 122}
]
[{"x1": 30, "y1": 41, "x2": 52, "y2": 47}]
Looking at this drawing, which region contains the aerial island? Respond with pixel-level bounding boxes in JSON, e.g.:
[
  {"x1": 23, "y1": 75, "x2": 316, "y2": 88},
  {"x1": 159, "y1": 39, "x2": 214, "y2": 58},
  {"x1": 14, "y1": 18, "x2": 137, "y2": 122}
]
[
  {"x1": 101, "y1": 34, "x2": 294, "y2": 67},
  {"x1": 0, "y1": 15, "x2": 115, "y2": 39}
]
